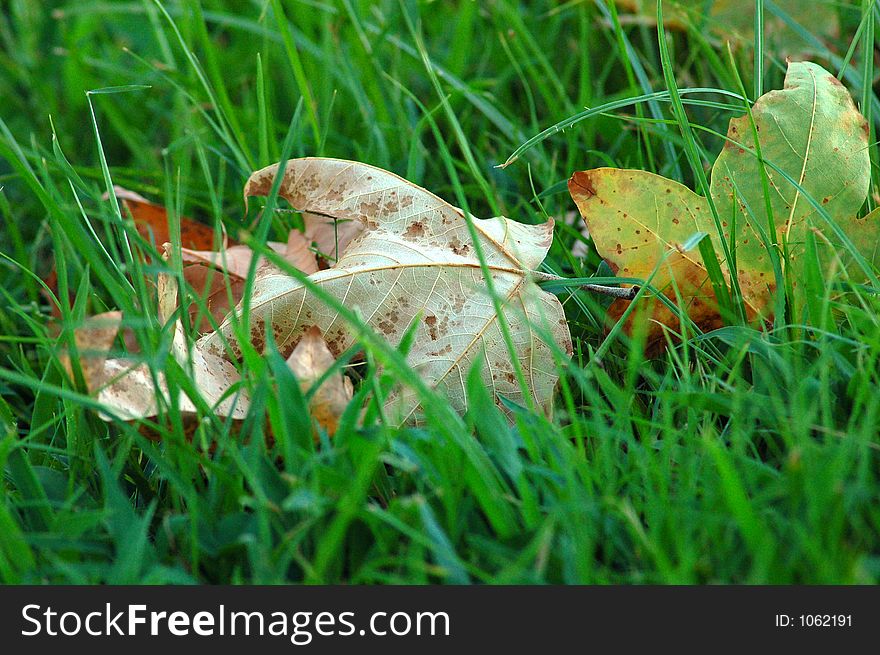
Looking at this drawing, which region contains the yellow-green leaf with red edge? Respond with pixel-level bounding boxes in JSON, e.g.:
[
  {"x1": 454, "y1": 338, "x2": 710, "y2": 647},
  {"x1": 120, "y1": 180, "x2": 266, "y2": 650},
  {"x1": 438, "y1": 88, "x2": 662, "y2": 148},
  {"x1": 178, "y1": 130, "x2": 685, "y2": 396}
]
[{"x1": 569, "y1": 61, "x2": 875, "y2": 347}]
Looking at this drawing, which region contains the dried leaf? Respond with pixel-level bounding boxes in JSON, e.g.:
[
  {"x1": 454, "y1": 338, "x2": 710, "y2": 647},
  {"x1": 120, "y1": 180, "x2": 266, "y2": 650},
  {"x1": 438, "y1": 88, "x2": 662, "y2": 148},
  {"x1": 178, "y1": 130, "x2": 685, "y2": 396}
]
[
  {"x1": 181, "y1": 263, "x2": 247, "y2": 333},
  {"x1": 286, "y1": 326, "x2": 353, "y2": 435},
  {"x1": 180, "y1": 244, "x2": 263, "y2": 278},
  {"x1": 43, "y1": 187, "x2": 235, "y2": 319},
  {"x1": 570, "y1": 61, "x2": 873, "y2": 346},
  {"x1": 284, "y1": 229, "x2": 320, "y2": 275},
  {"x1": 243, "y1": 173, "x2": 364, "y2": 265},
  {"x1": 180, "y1": 234, "x2": 318, "y2": 333},
  {"x1": 74, "y1": 265, "x2": 251, "y2": 426},
  {"x1": 204, "y1": 158, "x2": 572, "y2": 422},
  {"x1": 60, "y1": 313, "x2": 165, "y2": 422},
  {"x1": 59, "y1": 311, "x2": 123, "y2": 390},
  {"x1": 157, "y1": 265, "x2": 250, "y2": 419},
  {"x1": 113, "y1": 185, "x2": 233, "y2": 251}
]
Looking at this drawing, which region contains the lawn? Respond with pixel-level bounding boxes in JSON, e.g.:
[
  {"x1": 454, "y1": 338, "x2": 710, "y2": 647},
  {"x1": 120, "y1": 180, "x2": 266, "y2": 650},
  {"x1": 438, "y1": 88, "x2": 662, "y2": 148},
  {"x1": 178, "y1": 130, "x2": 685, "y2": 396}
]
[{"x1": 1, "y1": 0, "x2": 878, "y2": 584}]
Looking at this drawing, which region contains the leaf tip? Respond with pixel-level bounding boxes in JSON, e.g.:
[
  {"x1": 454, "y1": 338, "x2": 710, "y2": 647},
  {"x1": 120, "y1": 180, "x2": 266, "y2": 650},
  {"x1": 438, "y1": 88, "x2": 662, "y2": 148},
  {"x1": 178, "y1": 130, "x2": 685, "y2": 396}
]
[{"x1": 568, "y1": 170, "x2": 597, "y2": 202}]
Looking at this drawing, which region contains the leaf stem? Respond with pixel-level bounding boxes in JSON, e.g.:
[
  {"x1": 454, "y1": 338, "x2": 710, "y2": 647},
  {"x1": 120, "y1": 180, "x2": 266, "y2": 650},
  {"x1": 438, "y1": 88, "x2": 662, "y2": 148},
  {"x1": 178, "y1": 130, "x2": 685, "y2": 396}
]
[{"x1": 531, "y1": 271, "x2": 640, "y2": 300}]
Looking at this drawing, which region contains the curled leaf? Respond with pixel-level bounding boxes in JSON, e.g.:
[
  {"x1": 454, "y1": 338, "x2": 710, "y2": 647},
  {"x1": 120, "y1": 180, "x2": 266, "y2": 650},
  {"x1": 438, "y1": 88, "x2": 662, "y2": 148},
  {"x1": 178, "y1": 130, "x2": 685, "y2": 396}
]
[
  {"x1": 113, "y1": 185, "x2": 233, "y2": 252},
  {"x1": 204, "y1": 158, "x2": 572, "y2": 422},
  {"x1": 59, "y1": 311, "x2": 124, "y2": 390},
  {"x1": 570, "y1": 61, "x2": 873, "y2": 346}
]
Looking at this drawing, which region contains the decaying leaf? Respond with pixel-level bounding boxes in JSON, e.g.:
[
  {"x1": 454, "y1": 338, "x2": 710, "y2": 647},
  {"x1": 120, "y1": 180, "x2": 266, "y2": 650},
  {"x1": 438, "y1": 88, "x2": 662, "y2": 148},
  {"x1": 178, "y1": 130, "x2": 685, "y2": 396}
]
[
  {"x1": 114, "y1": 185, "x2": 233, "y2": 252},
  {"x1": 59, "y1": 311, "x2": 164, "y2": 422},
  {"x1": 75, "y1": 160, "x2": 570, "y2": 429},
  {"x1": 42, "y1": 187, "x2": 235, "y2": 319},
  {"x1": 286, "y1": 326, "x2": 354, "y2": 435},
  {"x1": 66, "y1": 190, "x2": 343, "y2": 428},
  {"x1": 178, "y1": 230, "x2": 319, "y2": 334},
  {"x1": 568, "y1": 170, "x2": 726, "y2": 333},
  {"x1": 570, "y1": 61, "x2": 876, "y2": 345},
  {"x1": 157, "y1": 270, "x2": 250, "y2": 420},
  {"x1": 59, "y1": 311, "x2": 124, "y2": 390},
  {"x1": 202, "y1": 157, "x2": 572, "y2": 422},
  {"x1": 59, "y1": 272, "x2": 250, "y2": 426}
]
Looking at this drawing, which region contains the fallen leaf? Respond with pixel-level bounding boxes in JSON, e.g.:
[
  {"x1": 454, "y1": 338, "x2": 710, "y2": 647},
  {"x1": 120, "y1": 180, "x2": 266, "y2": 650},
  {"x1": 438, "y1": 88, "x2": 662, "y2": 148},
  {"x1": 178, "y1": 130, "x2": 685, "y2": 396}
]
[
  {"x1": 286, "y1": 326, "x2": 353, "y2": 435},
  {"x1": 180, "y1": 261, "x2": 248, "y2": 333},
  {"x1": 63, "y1": 264, "x2": 251, "y2": 427},
  {"x1": 203, "y1": 158, "x2": 572, "y2": 422},
  {"x1": 570, "y1": 61, "x2": 873, "y2": 345},
  {"x1": 114, "y1": 185, "x2": 233, "y2": 252},
  {"x1": 60, "y1": 312, "x2": 165, "y2": 422},
  {"x1": 41, "y1": 187, "x2": 235, "y2": 318},
  {"x1": 59, "y1": 311, "x2": 124, "y2": 389},
  {"x1": 568, "y1": 170, "x2": 725, "y2": 335},
  {"x1": 284, "y1": 229, "x2": 321, "y2": 275},
  {"x1": 711, "y1": 61, "x2": 869, "y2": 307},
  {"x1": 180, "y1": 244, "x2": 263, "y2": 278},
  {"x1": 180, "y1": 233, "x2": 318, "y2": 333},
  {"x1": 80, "y1": 227, "x2": 321, "y2": 424},
  {"x1": 156, "y1": 262, "x2": 250, "y2": 420},
  {"x1": 243, "y1": 174, "x2": 364, "y2": 266}
]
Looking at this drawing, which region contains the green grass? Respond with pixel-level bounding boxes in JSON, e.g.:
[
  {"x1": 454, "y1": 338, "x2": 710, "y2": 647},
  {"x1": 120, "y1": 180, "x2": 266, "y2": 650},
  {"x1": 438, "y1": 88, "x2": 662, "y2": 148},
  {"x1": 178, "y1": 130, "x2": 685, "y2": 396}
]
[{"x1": 1, "y1": 0, "x2": 879, "y2": 584}]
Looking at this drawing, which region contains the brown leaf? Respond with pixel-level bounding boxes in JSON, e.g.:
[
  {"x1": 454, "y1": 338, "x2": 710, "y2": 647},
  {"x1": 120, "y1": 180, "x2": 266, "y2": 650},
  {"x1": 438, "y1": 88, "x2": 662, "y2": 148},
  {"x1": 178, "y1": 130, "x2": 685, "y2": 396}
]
[
  {"x1": 179, "y1": 234, "x2": 318, "y2": 333},
  {"x1": 181, "y1": 264, "x2": 247, "y2": 334},
  {"x1": 113, "y1": 185, "x2": 234, "y2": 251},
  {"x1": 284, "y1": 229, "x2": 320, "y2": 274},
  {"x1": 71, "y1": 265, "x2": 251, "y2": 427},
  {"x1": 41, "y1": 187, "x2": 236, "y2": 319},
  {"x1": 204, "y1": 158, "x2": 572, "y2": 423},
  {"x1": 59, "y1": 311, "x2": 123, "y2": 390},
  {"x1": 286, "y1": 326, "x2": 353, "y2": 435},
  {"x1": 59, "y1": 312, "x2": 165, "y2": 422}
]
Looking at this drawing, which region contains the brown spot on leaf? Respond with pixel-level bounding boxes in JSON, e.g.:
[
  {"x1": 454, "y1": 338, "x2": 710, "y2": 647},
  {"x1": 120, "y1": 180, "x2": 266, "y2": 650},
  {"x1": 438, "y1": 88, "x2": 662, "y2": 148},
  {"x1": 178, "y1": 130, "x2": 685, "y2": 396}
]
[
  {"x1": 404, "y1": 221, "x2": 425, "y2": 238},
  {"x1": 568, "y1": 171, "x2": 597, "y2": 199},
  {"x1": 425, "y1": 315, "x2": 439, "y2": 341},
  {"x1": 448, "y1": 237, "x2": 470, "y2": 256}
]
